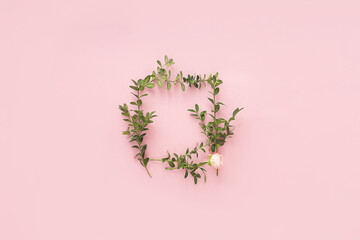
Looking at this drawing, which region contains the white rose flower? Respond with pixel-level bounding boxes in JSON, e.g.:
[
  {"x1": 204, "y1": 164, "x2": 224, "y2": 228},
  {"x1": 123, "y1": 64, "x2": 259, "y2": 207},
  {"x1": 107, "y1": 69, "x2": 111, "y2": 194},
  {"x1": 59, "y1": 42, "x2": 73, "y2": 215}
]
[{"x1": 209, "y1": 153, "x2": 223, "y2": 169}]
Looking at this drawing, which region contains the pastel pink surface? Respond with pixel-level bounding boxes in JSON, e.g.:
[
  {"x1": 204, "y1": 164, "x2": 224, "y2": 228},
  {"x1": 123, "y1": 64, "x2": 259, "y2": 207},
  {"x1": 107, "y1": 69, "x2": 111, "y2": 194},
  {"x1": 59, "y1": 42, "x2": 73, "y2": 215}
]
[{"x1": 1, "y1": 0, "x2": 360, "y2": 239}]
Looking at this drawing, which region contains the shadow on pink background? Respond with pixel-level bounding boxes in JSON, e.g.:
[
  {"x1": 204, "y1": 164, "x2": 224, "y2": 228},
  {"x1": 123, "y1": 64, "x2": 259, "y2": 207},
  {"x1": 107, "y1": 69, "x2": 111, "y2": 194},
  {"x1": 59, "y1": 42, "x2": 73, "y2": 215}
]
[{"x1": 1, "y1": 0, "x2": 360, "y2": 239}]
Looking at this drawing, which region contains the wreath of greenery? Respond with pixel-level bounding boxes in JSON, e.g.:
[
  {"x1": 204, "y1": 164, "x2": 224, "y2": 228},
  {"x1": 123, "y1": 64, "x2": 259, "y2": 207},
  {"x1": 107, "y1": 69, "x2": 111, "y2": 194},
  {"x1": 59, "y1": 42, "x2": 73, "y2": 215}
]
[{"x1": 119, "y1": 56, "x2": 243, "y2": 184}]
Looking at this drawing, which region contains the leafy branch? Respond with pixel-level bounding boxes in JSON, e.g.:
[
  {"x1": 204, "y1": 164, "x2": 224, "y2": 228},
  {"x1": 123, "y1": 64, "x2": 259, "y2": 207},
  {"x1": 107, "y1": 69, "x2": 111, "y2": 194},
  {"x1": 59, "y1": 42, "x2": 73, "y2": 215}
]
[
  {"x1": 152, "y1": 142, "x2": 209, "y2": 184},
  {"x1": 186, "y1": 74, "x2": 243, "y2": 152}
]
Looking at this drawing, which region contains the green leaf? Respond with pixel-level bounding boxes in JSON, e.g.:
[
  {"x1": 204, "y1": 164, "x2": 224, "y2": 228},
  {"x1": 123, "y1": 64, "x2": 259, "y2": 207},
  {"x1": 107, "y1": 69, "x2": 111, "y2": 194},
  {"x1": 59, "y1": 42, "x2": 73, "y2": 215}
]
[
  {"x1": 167, "y1": 82, "x2": 171, "y2": 90},
  {"x1": 211, "y1": 144, "x2": 216, "y2": 152},
  {"x1": 184, "y1": 170, "x2": 188, "y2": 178},
  {"x1": 194, "y1": 177, "x2": 198, "y2": 184},
  {"x1": 214, "y1": 88, "x2": 219, "y2": 95},
  {"x1": 143, "y1": 158, "x2": 149, "y2": 167},
  {"x1": 157, "y1": 60, "x2": 161, "y2": 66},
  {"x1": 195, "y1": 104, "x2": 199, "y2": 112},
  {"x1": 215, "y1": 104, "x2": 220, "y2": 113},
  {"x1": 147, "y1": 83, "x2": 155, "y2": 88},
  {"x1": 144, "y1": 75, "x2": 151, "y2": 83},
  {"x1": 168, "y1": 161, "x2": 175, "y2": 167},
  {"x1": 233, "y1": 107, "x2": 243, "y2": 117},
  {"x1": 131, "y1": 79, "x2": 138, "y2": 86},
  {"x1": 208, "y1": 97, "x2": 214, "y2": 104},
  {"x1": 200, "y1": 111, "x2": 206, "y2": 121},
  {"x1": 181, "y1": 83, "x2": 185, "y2": 91},
  {"x1": 141, "y1": 144, "x2": 147, "y2": 153},
  {"x1": 164, "y1": 55, "x2": 168, "y2": 63},
  {"x1": 157, "y1": 79, "x2": 163, "y2": 87}
]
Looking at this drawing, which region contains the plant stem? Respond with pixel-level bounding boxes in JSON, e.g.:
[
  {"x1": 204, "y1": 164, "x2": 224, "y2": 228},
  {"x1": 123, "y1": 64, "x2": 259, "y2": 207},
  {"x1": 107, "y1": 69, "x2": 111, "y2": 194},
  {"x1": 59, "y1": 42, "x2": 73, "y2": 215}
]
[
  {"x1": 213, "y1": 80, "x2": 219, "y2": 153},
  {"x1": 145, "y1": 166, "x2": 152, "y2": 178},
  {"x1": 213, "y1": 79, "x2": 220, "y2": 176},
  {"x1": 135, "y1": 85, "x2": 152, "y2": 178}
]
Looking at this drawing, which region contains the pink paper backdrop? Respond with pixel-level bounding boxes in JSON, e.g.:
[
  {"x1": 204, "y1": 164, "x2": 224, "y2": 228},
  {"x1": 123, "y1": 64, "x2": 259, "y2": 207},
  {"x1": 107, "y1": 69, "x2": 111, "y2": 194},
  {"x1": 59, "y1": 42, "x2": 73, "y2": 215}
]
[{"x1": 1, "y1": 0, "x2": 360, "y2": 239}]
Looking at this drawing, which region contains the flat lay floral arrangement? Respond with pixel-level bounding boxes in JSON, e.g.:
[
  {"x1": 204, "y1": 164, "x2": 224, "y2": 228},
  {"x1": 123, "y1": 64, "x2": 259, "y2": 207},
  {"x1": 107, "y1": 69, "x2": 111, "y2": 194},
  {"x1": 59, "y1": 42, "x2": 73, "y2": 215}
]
[{"x1": 119, "y1": 56, "x2": 243, "y2": 184}]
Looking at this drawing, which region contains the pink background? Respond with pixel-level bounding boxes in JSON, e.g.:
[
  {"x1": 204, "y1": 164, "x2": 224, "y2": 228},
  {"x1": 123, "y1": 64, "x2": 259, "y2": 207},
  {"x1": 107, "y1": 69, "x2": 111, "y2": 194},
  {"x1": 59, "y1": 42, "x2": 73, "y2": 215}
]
[{"x1": 1, "y1": 0, "x2": 360, "y2": 239}]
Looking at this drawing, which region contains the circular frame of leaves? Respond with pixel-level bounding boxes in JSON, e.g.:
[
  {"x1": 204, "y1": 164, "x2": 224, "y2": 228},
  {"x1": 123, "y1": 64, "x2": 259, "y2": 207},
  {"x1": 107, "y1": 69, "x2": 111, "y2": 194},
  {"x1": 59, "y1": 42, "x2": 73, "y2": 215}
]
[{"x1": 119, "y1": 56, "x2": 243, "y2": 184}]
